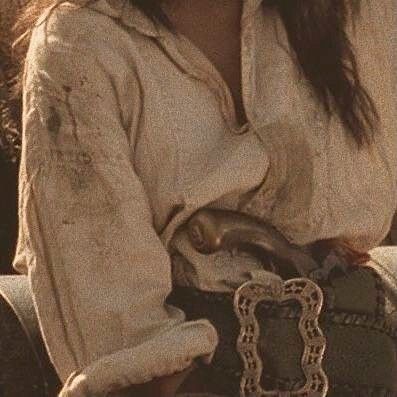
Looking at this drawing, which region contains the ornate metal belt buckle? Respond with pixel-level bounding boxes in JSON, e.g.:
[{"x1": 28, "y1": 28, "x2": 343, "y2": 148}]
[{"x1": 233, "y1": 277, "x2": 328, "y2": 397}]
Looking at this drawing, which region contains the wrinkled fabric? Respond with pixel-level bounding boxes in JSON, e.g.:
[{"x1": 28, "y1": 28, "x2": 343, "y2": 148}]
[{"x1": 12, "y1": 0, "x2": 397, "y2": 395}]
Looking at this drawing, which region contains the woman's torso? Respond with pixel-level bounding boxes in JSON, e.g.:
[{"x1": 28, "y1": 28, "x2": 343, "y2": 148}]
[{"x1": 23, "y1": 0, "x2": 397, "y2": 292}]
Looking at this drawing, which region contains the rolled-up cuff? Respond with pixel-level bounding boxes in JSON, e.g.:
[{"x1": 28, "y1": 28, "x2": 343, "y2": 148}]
[{"x1": 59, "y1": 319, "x2": 218, "y2": 397}]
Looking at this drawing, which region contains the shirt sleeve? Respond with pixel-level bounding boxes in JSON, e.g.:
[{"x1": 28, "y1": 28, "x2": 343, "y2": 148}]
[{"x1": 13, "y1": 9, "x2": 218, "y2": 397}]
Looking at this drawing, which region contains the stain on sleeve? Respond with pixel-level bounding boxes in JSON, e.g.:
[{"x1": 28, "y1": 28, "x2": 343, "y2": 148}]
[{"x1": 46, "y1": 106, "x2": 62, "y2": 140}]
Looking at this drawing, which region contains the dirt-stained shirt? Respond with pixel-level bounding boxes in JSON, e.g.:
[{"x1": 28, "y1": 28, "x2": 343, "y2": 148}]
[{"x1": 13, "y1": 0, "x2": 397, "y2": 395}]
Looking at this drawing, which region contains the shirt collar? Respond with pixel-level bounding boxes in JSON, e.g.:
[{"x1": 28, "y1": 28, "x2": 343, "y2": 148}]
[
  {"x1": 85, "y1": 0, "x2": 264, "y2": 38},
  {"x1": 85, "y1": 0, "x2": 160, "y2": 37}
]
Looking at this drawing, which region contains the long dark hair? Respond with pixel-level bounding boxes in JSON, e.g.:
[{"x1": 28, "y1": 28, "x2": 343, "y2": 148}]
[{"x1": 8, "y1": 0, "x2": 379, "y2": 151}]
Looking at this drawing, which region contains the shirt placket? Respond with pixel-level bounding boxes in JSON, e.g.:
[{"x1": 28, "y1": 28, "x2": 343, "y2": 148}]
[{"x1": 241, "y1": 0, "x2": 260, "y2": 130}]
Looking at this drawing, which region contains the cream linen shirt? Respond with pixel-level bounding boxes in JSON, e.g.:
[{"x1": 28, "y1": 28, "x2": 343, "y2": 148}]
[{"x1": 13, "y1": 0, "x2": 397, "y2": 395}]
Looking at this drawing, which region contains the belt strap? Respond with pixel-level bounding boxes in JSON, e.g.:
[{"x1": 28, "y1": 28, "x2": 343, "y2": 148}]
[{"x1": 168, "y1": 275, "x2": 397, "y2": 397}]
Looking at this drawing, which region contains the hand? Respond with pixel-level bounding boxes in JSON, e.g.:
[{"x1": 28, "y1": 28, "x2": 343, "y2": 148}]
[{"x1": 108, "y1": 361, "x2": 198, "y2": 397}]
